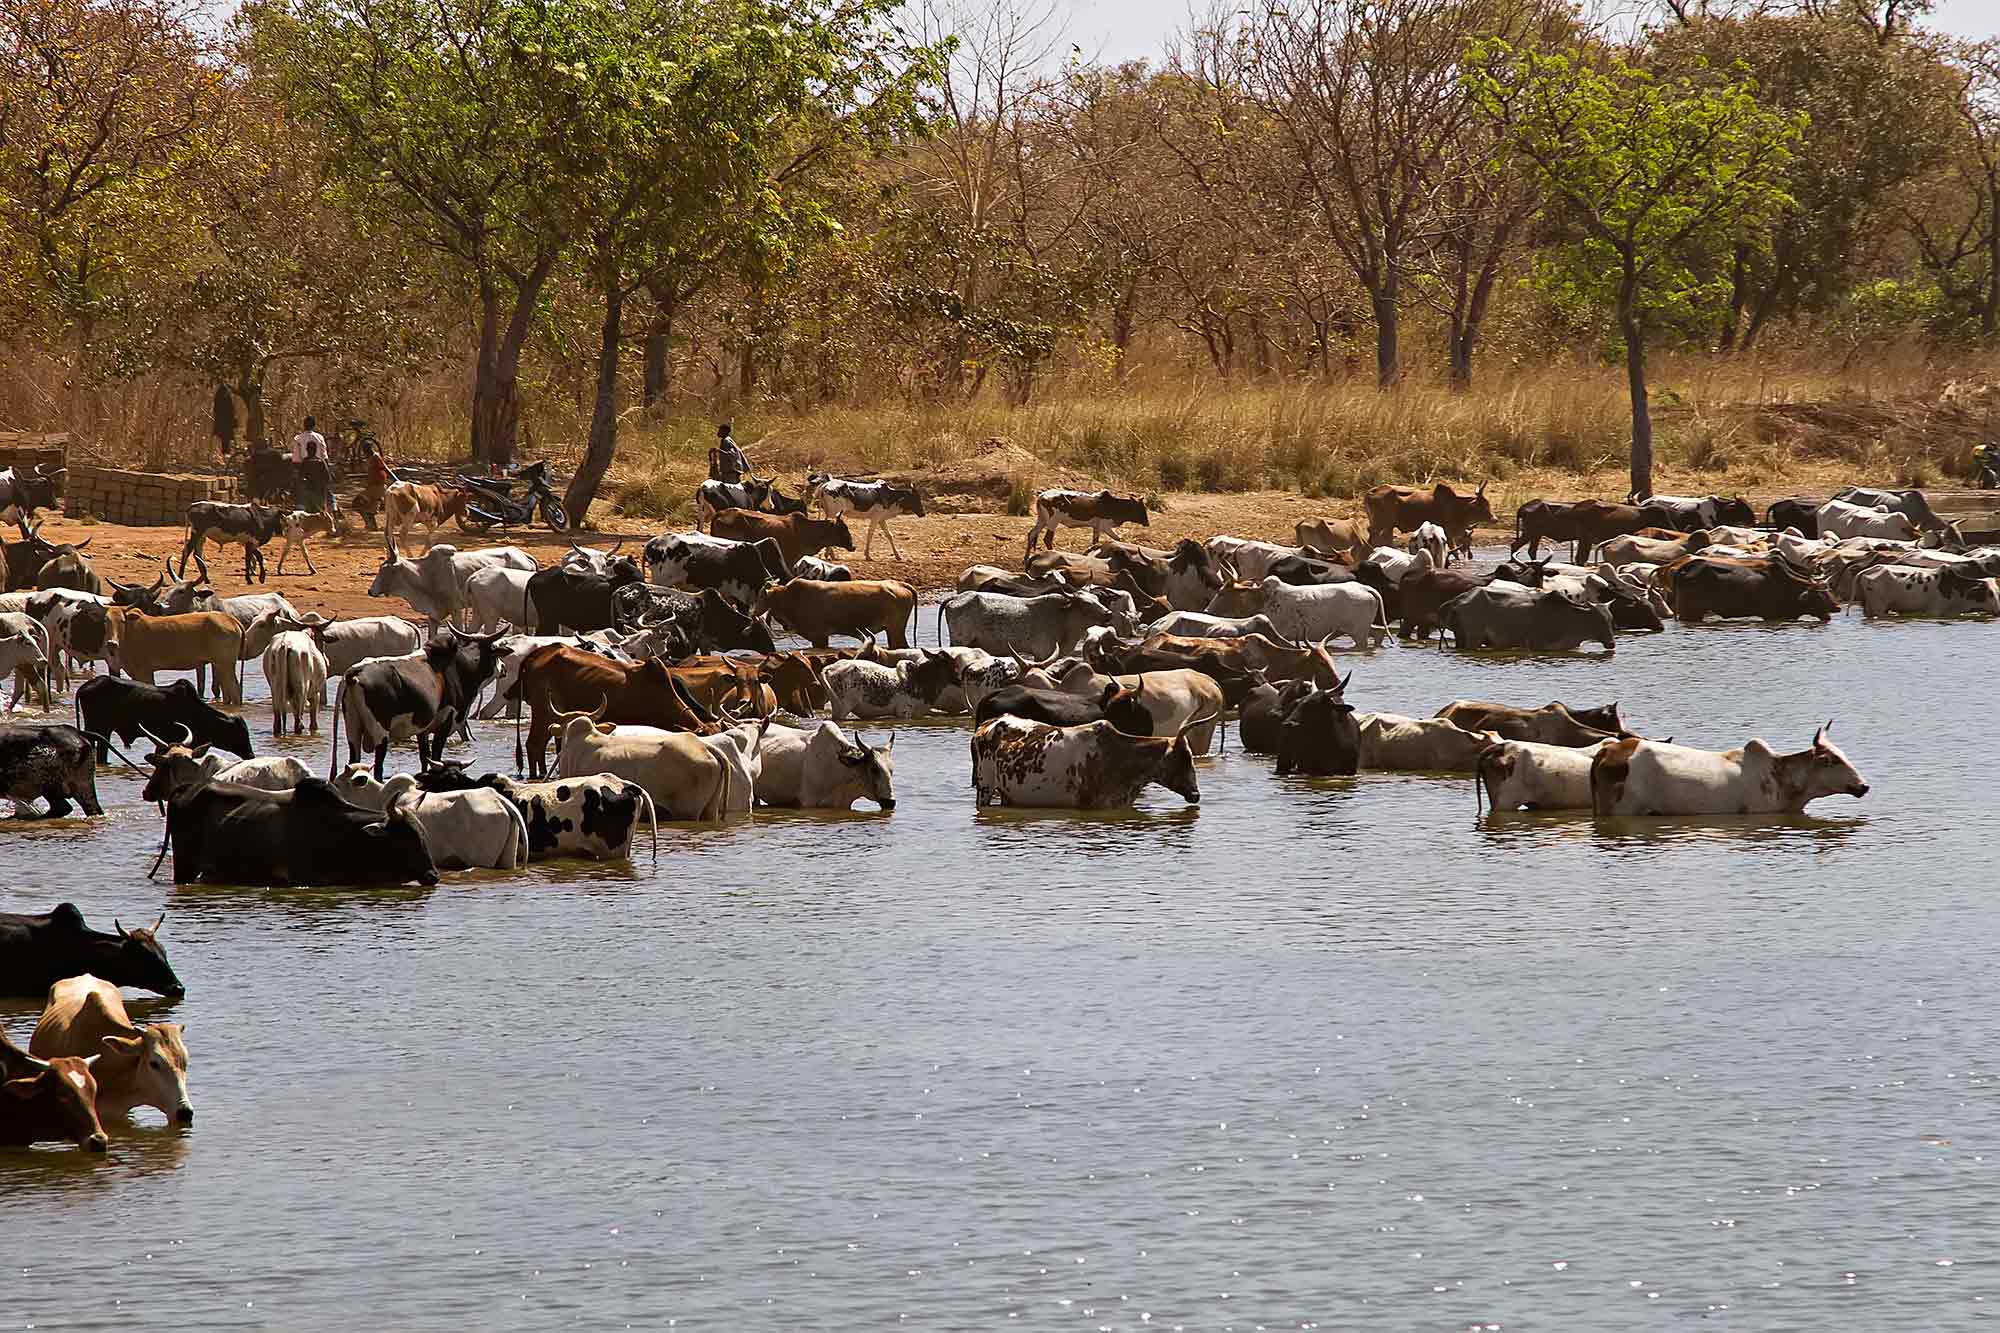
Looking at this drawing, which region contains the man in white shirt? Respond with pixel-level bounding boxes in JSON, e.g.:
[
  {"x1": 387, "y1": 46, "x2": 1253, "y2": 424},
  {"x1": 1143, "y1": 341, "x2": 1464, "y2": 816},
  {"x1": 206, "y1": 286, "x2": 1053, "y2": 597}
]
[
  {"x1": 290, "y1": 415, "x2": 327, "y2": 465},
  {"x1": 290, "y1": 415, "x2": 333, "y2": 511}
]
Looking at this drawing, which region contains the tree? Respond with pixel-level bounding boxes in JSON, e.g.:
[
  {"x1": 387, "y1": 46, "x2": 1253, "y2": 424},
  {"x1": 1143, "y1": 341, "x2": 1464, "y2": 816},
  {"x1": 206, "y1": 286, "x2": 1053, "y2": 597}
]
[
  {"x1": 1467, "y1": 43, "x2": 1802, "y2": 496},
  {"x1": 250, "y1": 0, "x2": 594, "y2": 462},
  {"x1": 1903, "y1": 40, "x2": 2000, "y2": 339}
]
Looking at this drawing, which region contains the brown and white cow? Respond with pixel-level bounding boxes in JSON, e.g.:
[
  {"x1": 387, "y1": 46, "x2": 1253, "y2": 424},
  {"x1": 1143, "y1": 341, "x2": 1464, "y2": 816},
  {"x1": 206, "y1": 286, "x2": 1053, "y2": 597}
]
[
  {"x1": 383, "y1": 483, "x2": 470, "y2": 555},
  {"x1": 1025, "y1": 489, "x2": 1149, "y2": 557},
  {"x1": 970, "y1": 715, "x2": 1201, "y2": 808},
  {"x1": 0, "y1": 1029, "x2": 106, "y2": 1151},
  {"x1": 31, "y1": 974, "x2": 192, "y2": 1126},
  {"x1": 1590, "y1": 724, "x2": 1869, "y2": 816}
]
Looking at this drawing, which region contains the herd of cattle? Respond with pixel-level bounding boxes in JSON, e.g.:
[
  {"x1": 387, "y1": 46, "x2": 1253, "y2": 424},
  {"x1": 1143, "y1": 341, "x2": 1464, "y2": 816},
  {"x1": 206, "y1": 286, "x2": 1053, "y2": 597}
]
[{"x1": 0, "y1": 463, "x2": 1987, "y2": 1150}]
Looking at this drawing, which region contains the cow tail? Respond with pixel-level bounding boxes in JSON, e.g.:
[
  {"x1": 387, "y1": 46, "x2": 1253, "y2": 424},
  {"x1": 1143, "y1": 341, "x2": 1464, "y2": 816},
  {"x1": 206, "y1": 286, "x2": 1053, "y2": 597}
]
[
  {"x1": 148, "y1": 801, "x2": 173, "y2": 880},
  {"x1": 329, "y1": 673, "x2": 348, "y2": 780},
  {"x1": 233, "y1": 620, "x2": 246, "y2": 705},
  {"x1": 81, "y1": 730, "x2": 147, "y2": 770},
  {"x1": 937, "y1": 599, "x2": 947, "y2": 646},
  {"x1": 514, "y1": 687, "x2": 525, "y2": 774},
  {"x1": 505, "y1": 798, "x2": 529, "y2": 870}
]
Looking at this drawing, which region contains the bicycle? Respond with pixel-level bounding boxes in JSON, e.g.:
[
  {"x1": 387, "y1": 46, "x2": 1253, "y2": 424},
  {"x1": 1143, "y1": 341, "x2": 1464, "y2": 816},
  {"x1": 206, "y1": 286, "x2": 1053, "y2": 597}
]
[{"x1": 332, "y1": 418, "x2": 380, "y2": 473}]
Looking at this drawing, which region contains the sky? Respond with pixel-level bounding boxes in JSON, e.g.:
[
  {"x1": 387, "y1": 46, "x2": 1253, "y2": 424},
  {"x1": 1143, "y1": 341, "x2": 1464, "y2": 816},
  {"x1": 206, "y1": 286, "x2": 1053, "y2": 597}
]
[{"x1": 1061, "y1": 0, "x2": 1996, "y2": 65}]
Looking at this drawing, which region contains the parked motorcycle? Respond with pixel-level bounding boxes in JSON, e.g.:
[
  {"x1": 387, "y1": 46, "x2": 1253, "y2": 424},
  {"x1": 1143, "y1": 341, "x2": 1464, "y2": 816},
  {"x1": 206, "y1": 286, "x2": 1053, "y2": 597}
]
[
  {"x1": 457, "y1": 460, "x2": 569, "y2": 533},
  {"x1": 1976, "y1": 444, "x2": 1999, "y2": 491}
]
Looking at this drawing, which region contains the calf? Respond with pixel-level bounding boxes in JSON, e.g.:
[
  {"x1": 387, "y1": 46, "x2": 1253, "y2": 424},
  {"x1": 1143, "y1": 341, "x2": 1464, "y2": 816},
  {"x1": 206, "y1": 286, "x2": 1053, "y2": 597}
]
[
  {"x1": 0, "y1": 1031, "x2": 106, "y2": 1151},
  {"x1": 1026, "y1": 489, "x2": 1149, "y2": 555},
  {"x1": 807, "y1": 474, "x2": 927, "y2": 560},
  {"x1": 0, "y1": 903, "x2": 182, "y2": 997},
  {"x1": 32, "y1": 975, "x2": 192, "y2": 1126},
  {"x1": 383, "y1": 482, "x2": 469, "y2": 554},
  {"x1": 181, "y1": 501, "x2": 289, "y2": 583}
]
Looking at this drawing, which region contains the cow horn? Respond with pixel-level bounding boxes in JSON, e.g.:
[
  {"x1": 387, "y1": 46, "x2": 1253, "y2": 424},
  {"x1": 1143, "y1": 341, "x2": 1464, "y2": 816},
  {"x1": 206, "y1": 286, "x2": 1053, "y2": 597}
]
[
  {"x1": 1814, "y1": 720, "x2": 1833, "y2": 747},
  {"x1": 69, "y1": 536, "x2": 89, "y2": 551},
  {"x1": 151, "y1": 912, "x2": 165, "y2": 933},
  {"x1": 588, "y1": 694, "x2": 609, "y2": 724}
]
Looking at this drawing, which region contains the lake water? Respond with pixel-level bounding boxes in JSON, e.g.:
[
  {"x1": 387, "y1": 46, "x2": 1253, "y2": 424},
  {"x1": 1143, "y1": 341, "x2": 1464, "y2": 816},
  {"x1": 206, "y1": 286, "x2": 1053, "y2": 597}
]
[{"x1": 3, "y1": 585, "x2": 1996, "y2": 1330}]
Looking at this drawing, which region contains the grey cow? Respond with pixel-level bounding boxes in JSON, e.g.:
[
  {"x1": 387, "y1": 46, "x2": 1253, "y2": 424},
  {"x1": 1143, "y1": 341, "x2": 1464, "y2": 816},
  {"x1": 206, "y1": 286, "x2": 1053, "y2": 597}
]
[{"x1": 938, "y1": 589, "x2": 1131, "y2": 659}]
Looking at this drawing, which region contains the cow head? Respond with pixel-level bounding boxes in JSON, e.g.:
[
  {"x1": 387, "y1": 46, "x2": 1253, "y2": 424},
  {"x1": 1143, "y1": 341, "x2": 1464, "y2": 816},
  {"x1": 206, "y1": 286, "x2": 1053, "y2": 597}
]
[
  {"x1": 2, "y1": 1050, "x2": 107, "y2": 1150},
  {"x1": 363, "y1": 802, "x2": 440, "y2": 886},
  {"x1": 1095, "y1": 681, "x2": 1152, "y2": 735},
  {"x1": 1714, "y1": 496, "x2": 1756, "y2": 527},
  {"x1": 1275, "y1": 686, "x2": 1360, "y2": 777},
  {"x1": 907, "y1": 649, "x2": 960, "y2": 703},
  {"x1": 1940, "y1": 566, "x2": 2000, "y2": 612},
  {"x1": 111, "y1": 912, "x2": 185, "y2": 997},
  {"x1": 1151, "y1": 733, "x2": 1201, "y2": 804},
  {"x1": 818, "y1": 516, "x2": 856, "y2": 552},
  {"x1": 96, "y1": 1020, "x2": 192, "y2": 1124},
  {"x1": 1776, "y1": 721, "x2": 1869, "y2": 804},
  {"x1": 838, "y1": 731, "x2": 897, "y2": 810},
  {"x1": 141, "y1": 729, "x2": 219, "y2": 802}
]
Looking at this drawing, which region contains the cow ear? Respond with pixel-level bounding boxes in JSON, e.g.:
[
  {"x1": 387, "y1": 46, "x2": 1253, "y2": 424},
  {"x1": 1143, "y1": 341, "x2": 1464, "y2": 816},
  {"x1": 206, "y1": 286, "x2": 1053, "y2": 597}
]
[
  {"x1": 4, "y1": 1077, "x2": 42, "y2": 1099},
  {"x1": 99, "y1": 1033, "x2": 144, "y2": 1059},
  {"x1": 192, "y1": 743, "x2": 211, "y2": 757},
  {"x1": 840, "y1": 746, "x2": 867, "y2": 766}
]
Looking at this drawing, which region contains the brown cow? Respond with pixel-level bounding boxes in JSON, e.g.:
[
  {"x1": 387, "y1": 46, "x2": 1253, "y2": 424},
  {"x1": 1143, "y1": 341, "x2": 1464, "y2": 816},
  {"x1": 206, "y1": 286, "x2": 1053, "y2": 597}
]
[
  {"x1": 106, "y1": 608, "x2": 246, "y2": 704},
  {"x1": 515, "y1": 644, "x2": 720, "y2": 778},
  {"x1": 1295, "y1": 517, "x2": 1368, "y2": 559},
  {"x1": 664, "y1": 655, "x2": 770, "y2": 716},
  {"x1": 1566, "y1": 499, "x2": 1653, "y2": 558},
  {"x1": 0, "y1": 1029, "x2": 107, "y2": 1151},
  {"x1": 1435, "y1": 700, "x2": 1628, "y2": 747},
  {"x1": 1093, "y1": 632, "x2": 1340, "y2": 703},
  {"x1": 1363, "y1": 482, "x2": 1494, "y2": 553},
  {"x1": 710, "y1": 509, "x2": 854, "y2": 567},
  {"x1": 1395, "y1": 567, "x2": 1488, "y2": 639},
  {"x1": 736, "y1": 651, "x2": 829, "y2": 714},
  {"x1": 755, "y1": 578, "x2": 915, "y2": 649},
  {"x1": 383, "y1": 482, "x2": 469, "y2": 555}
]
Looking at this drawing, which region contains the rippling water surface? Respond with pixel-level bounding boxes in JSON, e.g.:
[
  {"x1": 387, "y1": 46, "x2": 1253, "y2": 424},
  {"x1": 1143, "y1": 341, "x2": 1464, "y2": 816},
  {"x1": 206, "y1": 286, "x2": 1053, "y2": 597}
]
[{"x1": 3, "y1": 589, "x2": 1996, "y2": 1329}]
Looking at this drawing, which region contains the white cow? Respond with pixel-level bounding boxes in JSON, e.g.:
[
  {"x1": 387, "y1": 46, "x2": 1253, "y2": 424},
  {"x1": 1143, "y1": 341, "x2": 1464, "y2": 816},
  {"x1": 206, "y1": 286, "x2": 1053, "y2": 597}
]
[
  {"x1": 1203, "y1": 536, "x2": 1297, "y2": 584},
  {"x1": 332, "y1": 767, "x2": 530, "y2": 869},
  {"x1": 698, "y1": 720, "x2": 767, "y2": 813},
  {"x1": 262, "y1": 629, "x2": 329, "y2": 736},
  {"x1": 970, "y1": 715, "x2": 1202, "y2": 808},
  {"x1": 1476, "y1": 739, "x2": 1610, "y2": 812},
  {"x1": 1361, "y1": 545, "x2": 1434, "y2": 585},
  {"x1": 552, "y1": 713, "x2": 732, "y2": 821},
  {"x1": 1404, "y1": 522, "x2": 1449, "y2": 568},
  {"x1": 823, "y1": 654, "x2": 961, "y2": 720},
  {"x1": 1856, "y1": 564, "x2": 2000, "y2": 618},
  {"x1": 465, "y1": 565, "x2": 538, "y2": 634},
  {"x1": 1817, "y1": 500, "x2": 1919, "y2": 542},
  {"x1": 0, "y1": 611, "x2": 51, "y2": 710},
  {"x1": 1590, "y1": 725, "x2": 1869, "y2": 815},
  {"x1": 754, "y1": 723, "x2": 896, "y2": 810},
  {"x1": 1256, "y1": 578, "x2": 1387, "y2": 647},
  {"x1": 303, "y1": 614, "x2": 424, "y2": 703},
  {"x1": 1355, "y1": 713, "x2": 1498, "y2": 772}
]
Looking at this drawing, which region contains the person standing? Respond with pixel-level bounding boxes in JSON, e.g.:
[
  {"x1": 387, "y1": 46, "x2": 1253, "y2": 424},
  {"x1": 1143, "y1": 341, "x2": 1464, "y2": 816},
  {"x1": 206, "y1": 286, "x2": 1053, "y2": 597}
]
[
  {"x1": 710, "y1": 422, "x2": 750, "y2": 483},
  {"x1": 291, "y1": 415, "x2": 333, "y2": 512},
  {"x1": 356, "y1": 440, "x2": 395, "y2": 530}
]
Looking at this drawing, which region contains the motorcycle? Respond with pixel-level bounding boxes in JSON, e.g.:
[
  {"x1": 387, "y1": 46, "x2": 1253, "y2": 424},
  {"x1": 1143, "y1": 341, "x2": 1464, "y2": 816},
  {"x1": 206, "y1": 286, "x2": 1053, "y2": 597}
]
[
  {"x1": 1976, "y1": 445, "x2": 2000, "y2": 491},
  {"x1": 457, "y1": 460, "x2": 569, "y2": 533}
]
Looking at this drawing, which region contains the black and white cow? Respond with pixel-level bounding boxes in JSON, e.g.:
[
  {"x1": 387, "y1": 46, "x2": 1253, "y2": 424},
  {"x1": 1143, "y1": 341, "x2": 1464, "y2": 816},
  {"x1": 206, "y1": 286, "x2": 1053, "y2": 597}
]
[
  {"x1": 612, "y1": 583, "x2": 776, "y2": 653},
  {"x1": 1025, "y1": 489, "x2": 1149, "y2": 556},
  {"x1": 399, "y1": 766, "x2": 658, "y2": 862},
  {"x1": 694, "y1": 477, "x2": 774, "y2": 530},
  {"x1": 0, "y1": 723, "x2": 104, "y2": 817},
  {"x1": 76, "y1": 676, "x2": 255, "y2": 762},
  {"x1": 0, "y1": 466, "x2": 65, "y2": 524},
  {"x1": 643, "y1": 533, "x2": 791, "y2": 605},
  {"x1": 181, "y1": 501, "x2": 290, "y2": 584},
  {"x1": 330, "y1": 626, "x2": 507, "y2": 777},
  {"x1": 805, "y1": 474, "x2": 927, "y2": 561}
]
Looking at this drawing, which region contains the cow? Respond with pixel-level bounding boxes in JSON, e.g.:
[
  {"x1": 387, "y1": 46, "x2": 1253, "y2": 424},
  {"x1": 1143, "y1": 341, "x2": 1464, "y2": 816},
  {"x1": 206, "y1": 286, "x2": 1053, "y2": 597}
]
[
  {"x1": 1052, "y1": 667, "x2": 1227, "y2": 753},
  {"x1": 1765, "y1": 498, "x2": 1824, "y2": 537},
  {"x1": 1436, "y1": 700, "x2": 1625, "y2": 747},
  {"x1": 755, "y1": 577, "x2": 915, "y2": 649},
  {"x1": 940, "y1": 589, "x2": 1127, "y2": 658},
  {"x1": 791, "y1": 555, "x2": 852, "y2": 581},
  {"x1": 551, "y1": 706, "x2": 732, "y2": 821},
  {"x1": 101, "y1": 608, "x2": 244, "y2": 703},
  {"x1": 1095, "y1": 631, "x2": 1338, "y2": 703},
  {"x1": 298, "y1": 614, "x2": 424, "y2": 704},
  {"x1": 369, "y1": 545, "x2": 535, "y2": 630},
  {"x1": 1564, "y1": 499, "x2": 1654, "y2": 557},
  {"x1": 1855, "y1": 564, "x2": 2000, "y2": 617},
  {"x1": 1026, "y1": 489, "x2": 1149, "y2": 555},
  {"x1": 383, "y1": 482, "x2": 470, "y2": 554},
  {"x1": 527, "y1": 556, "x2": 646, "y2": 634},
  {"x1": 644, "y1": 532, "x2": 792, "y2": 604},
  {"x1": 330, "y1": 626, "x2": 507, "y2": 777},
  {"x1": 264, "y1": 629, "x2": 329, "y2": 735},
  {"x1": 180, "y1": 501, "x2": 290, "y2": 583},
  {"x1": 0, "y1": 610, "x2": 50, "y2": 710},
  {"x1": 618, "y1": 585, "x2": 776, "y2": 655},
  {"x1": 1636, "y1": 494, "x2": 1755, "y2": 532},
  {"x1": 754, "y1": 722, "x2": 895, "y2": 810},
  {"x1": 138, "y1": 735, "x2": 308, "y2": 802},
  {"x1": 1596, "y1": 530, "x2": 1712, "y2": 567},
  {"x1": 1668, "y1": 557, "x2": 1838, "y2": 623},
  {"x1": 1255, "y1": 578, "x2": 1388, "y2": 648},
  {"x1": 1476, "y1": 739, "x2": 1612, "y2": 812},
  {"x1": 0, "y1": 723, "x2": 104, "y2": 816},
  {"x1": 1591, "y1": 723, "x2": 1869, "y2": 816},
  {"x1": 1092, "y1": 538, "x2": 1230, "y2": 612},
  {"x1": 466, "y1": 564, "x2": 538, "y2": 633},
  {"x1": 1355, "y1": 713, "x2": 1498, "y2": 772},
  {"x1": 1363, "y1": 481, "x2": 1493, "y2": 554},
  {"x1": 77, "y1": 675, "x2": 253, "y2": 763},
  {"x1": 1295, "y1": 516, "x2": 1368, "y2": 559},
  {"x1": 1441, "y1": 586, "x2": 1615, "y2": 652},
  {"x1": 806, "y1": 474, "x2": 928, "y2": 559},
  {"x1": 1510, "y1": 499, "x2": 1593, "y2": 561},
  {"x1": 31, "y1": 975, "x2": 191, "y2": 1126},
  {"x1": 1239, "y1": 678, "x2": 1312, "y2": 754},
  {"x1": 1831, "y1": 486, "x2": 1947, "y2": 534},
  {"x1": 1817, "y1": 499, "x2": 1920, "y2": 542},
  {"x1": 106, "y1": 557, "x2": 209, "y2": 616},
  {"x1": 823, "y1": 651, "x2": 961, "y2": 721},
  {"x1": 974, "y1": 679, "x2": 1156, "y2": 734},
  {"x1": 1359, "y1": 546, "x2": 1436, "y2": 586},
  {"x1": 1272, "y1": 684, "x2": 1361, "y2": 778},
  {"x1": 330, "y1": 767, "x2": 530, "y2": 870},
  {"x1": 1203, "y1": 537, "x2": 1297, "y2": 584},
  {"x1": 486, "y1": 773, "x2": 656, "y2": 860},
  {"x1": 1394, "y1": 567, "x2": 1490, "y2": 639},
  {"x1": 698, "y1": 719, "x2": 767, "y2": 813},
  {"x1": 513, "y1": 644, "x2": 720, "y2": 779},
  {"x1": 710, "y1": 509, "x2": 854, "y2": 568},
  {"x1": 164, "y1": 777, "x2": 440, "y2": 885},
  {"x1": 2, "y1": 521, "x2": 60, "y2": 593},
  {"x1": 0, "y1": 1031, "x2": 106, "y2": 1151},
  {"x1": 1405, "y1": 521, "x2": 1449, "y2": 568},
  {"x1": 970, "y1": 715, "x2": 1201, "y2": 808},
  {"x1": 0, "y1": 464, "x2": 65, "y2": 524},
  {"x1": 695, "y1": 476, "x2": 774, "y2": 530},
  {"x1": 0, "y1": 903, "x2": 182, "y2": 997},
  {"x1": 1265, "y1": 553, "x2": 1356, "y2": 588},
  {"x1": 1144, "y1": 611, "x2": 1285, "y2": 640}
]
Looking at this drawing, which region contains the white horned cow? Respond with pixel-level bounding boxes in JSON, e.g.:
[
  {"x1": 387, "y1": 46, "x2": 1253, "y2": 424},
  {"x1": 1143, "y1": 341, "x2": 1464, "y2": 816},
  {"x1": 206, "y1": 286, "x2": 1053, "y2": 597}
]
[
  {"x1": 1816, "y1": 499, "x2": 1919, "y2": 543},
  {"x1": 1204, "y1": 536, "x2": 1298, "y2": 584},
  {"x1": 1255, "y1": 577, "x2": 1388, "y2": 648},
  {"x1": 332, "y1": 766, "x2": 530, "y2": 870},
  {"x1": 551, "y1": 707, "x2": 732, "y2": 822},
  {"x1": 1590, "y1": 724, "x2": 1869, "y2": 816},
  {"x1": 754, "y1": 722, "x2": 896, "y2": 810},
  {"x1": 806, "y1": 473, "x2": 928, "y2": 560},
  {"x1": 1025, "y1": 489, "x2": 1149, "y2": 556},
  {"x1": 939, "y1": 589, "x2": 1129, "y2": 659},
  {"x1": 262, "y1": 629, "x2": 329, "y2": 736},
  {"x1": 1475, "y1": 738, "x2": 1612, "y2": 812},
  {"x1": 698, "y1": 719, "x2": 769, "y2": 813},
  {"x1": 1055, "y1": 666, "x2": 1227, "y2": 754},
  {"x1": 970, "y1": 715, "x2": 1202, "y2": 809},
  {"x1": 30, "y1": 973, "x2": 192, "y2": 1126}
]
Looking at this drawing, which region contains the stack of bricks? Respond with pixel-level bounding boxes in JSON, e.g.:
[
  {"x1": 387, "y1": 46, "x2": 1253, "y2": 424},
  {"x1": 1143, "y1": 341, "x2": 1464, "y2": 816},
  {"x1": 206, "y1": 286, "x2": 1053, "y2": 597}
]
[
  {"x1": 0, "y1": 433, "x2": 68, "y2": 477},
  {"x1": 63, "y1": 465, "x2": 240, "y2": 526}
]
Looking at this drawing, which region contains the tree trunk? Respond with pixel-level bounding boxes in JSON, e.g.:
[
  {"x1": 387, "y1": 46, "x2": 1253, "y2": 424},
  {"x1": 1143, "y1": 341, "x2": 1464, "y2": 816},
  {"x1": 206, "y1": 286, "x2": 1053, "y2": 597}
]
[
  {"x1": 1371, "y1": 287, "x2": 1400, "y2": 388},
  {"x1": 472, "y1": 279, "x2": 502, "y2": 461},
  {"x1": 1111, "y1": 301, "x2": 1135, "y2": 381},
  {"x1": 472, "y1": 256, "x2": 557, "y2": 466},
  {"x1": 1618, "y1": 262, "x2": 1652, "y2": 501},
  {"x1": 642, "y1": 330, "x2": 670, "y2": 412},
  {"x1": 1985, "y1": 180, "x2": 2000, "y2": 339},
  {"x1": 236, "y1": 373, "x2": 266, "y2": 448},
  {"x1": 1447, "y1": 317, "x2": 1473, "y2": 389},
  {"x1": 565, "y1": 283, "x2": 624, "y2": 528},
  {"x1": 1718, "y1": 243, "x2": 1749, "y2": 352}
]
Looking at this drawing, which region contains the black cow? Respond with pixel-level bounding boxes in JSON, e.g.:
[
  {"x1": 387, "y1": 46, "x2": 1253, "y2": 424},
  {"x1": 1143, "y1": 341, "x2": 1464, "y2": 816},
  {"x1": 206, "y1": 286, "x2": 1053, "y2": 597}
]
[
  {"x1": 1637, "y1": 494, "x2": 1755, "y2": 532},
  {"x1": 695, "y1": 477, "x2": 774, "y2": 528},
  {"x1": 0, "y1": 903, "x2": 184, "y2": 997},
  {"x1": 3, "y1": 521, "x2": 59, "y2": 592},
  {"x1": 182, "y1": 501, "x2": 290, "y2": 584},
  {"x1": 1510, "y1": 499, "x2": 1588, "y2": 560},
  {"x1": 527, "y1": 556, "x2": 645, "y2": 633},
  {"x1": 1765, "y1": 498, "x2": 1824, "y2": 537},
  {"x1": 1441, "y1": 586, "x2": 1617, "y2": 652},
  {"x1": 165, "y1": 778, "x2": 439, "y2": 886},
  {"x1": 77, "y1": 676, "x2": 254, "y2": 762},
  {"x1": 1267, "y1": 553, "x2": 1356, "y2": 586},
  {"x1": 1670, "y1": 558, "x2": 1838, "y2": 623},
  {"x1": 972, "y1": 681, "x2": 1154, "y2": 733},
  {"x1": 1240, "y1": 677, "x2": 1313, "y2": 754},
  {"x1": 613, "y1": 584, "x2": 777, "y2": 653},
  {"x1": 0, "y1": 723, "x2": 103, "y2": 817},
  {"x1": 0, "y1": 465, "x2": 65, "y2": 523},
  {"x1": 332, "y1": 626, "x2": 507, "y2": 777},
  {"x1": 1274, "y1": 684, "x2": 1360, "y2": 777},
  {"x1": 644, "y1": 534, "x2": 792, "y2": 606}
]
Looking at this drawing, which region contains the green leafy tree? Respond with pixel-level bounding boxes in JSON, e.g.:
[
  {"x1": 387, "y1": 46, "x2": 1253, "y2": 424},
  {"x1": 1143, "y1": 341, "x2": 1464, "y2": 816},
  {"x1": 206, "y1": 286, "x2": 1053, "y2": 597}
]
[{"x1": 1466, "y1": 42, "x2": 1802, "y2": 496}]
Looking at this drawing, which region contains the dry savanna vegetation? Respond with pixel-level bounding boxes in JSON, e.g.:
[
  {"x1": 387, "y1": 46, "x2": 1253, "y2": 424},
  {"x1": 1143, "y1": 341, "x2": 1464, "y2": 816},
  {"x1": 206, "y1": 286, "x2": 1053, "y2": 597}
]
[{"x1": 2, "y1": 0, "x2": 1997, "y2": 526}]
